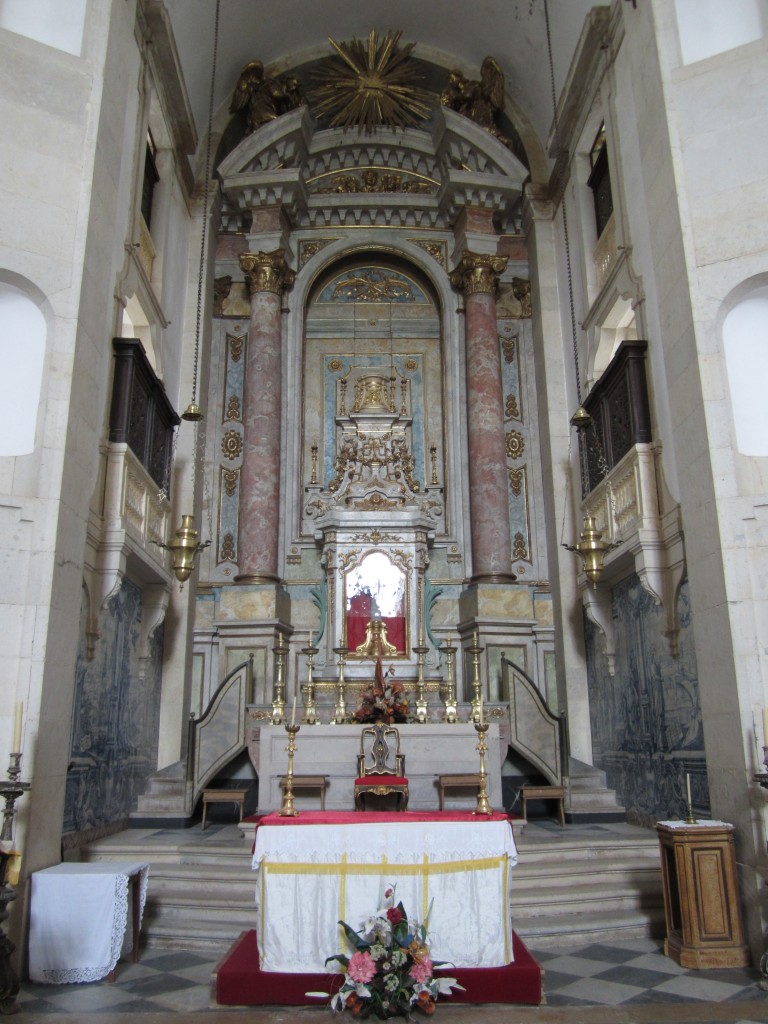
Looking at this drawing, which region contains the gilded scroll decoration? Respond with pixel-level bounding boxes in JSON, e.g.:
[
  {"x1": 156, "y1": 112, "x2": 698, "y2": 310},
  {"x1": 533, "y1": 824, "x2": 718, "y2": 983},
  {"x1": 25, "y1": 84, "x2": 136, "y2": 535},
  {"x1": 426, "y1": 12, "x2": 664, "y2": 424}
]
[
  {"x1": 230, "y1": 333, "x2": 244, "y2": 362},
  {"x1": 315, "y1": 169, "x2": 436, "y2": 195},
  {"x1": 299, "y1": 238, "x2": 336, "y2": 267},
  {"x1": 222, "y1": 468, "x2": 238, "y2": 497},
  {"x1": 505, "y1": 393, "x2": 520, "y2": 419},
  {"x1": 333, "y1": 270, "x2": 413, "y2": 302},
  {"x1": 450, "y1": 251, "x2": 508, "y2": 296},
  {"x1": 226, "y1": 395, "x2": 241, "y2": 421},
  {"x1": 239, "y1": 249, "x2": 296, "y2": 296},
  {"x1": 501, "y1": 334, "x2": 517, "y2": 363},
  {"x1": 221, "y1": 430, "x2": 243, "y2": 461},
  {"x1": 408, "y1": 240, "x2": 447, "y2": 267},
  {"x1": 509, "y1": 467, "x2": 525, "y2": 497},
  {"x1": 220, "y1": 532, "x2": 236, "y2": 562},
  {"x1": 505, "y1": 430, "x2": 525, "y2": 460},
  {"x1": 513, "y1": 532, "x2": 528, "y2": 560}
]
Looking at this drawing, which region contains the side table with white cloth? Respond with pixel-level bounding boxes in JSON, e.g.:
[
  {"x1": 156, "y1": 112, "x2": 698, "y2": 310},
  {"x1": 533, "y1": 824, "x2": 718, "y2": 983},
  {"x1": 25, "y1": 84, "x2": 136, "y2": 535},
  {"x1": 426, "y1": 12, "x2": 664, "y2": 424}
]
[
  {"x1": 251, "y1": 810, "x2": 517, "y2": 973},
  {"x1": 29, "y1": 861, "x2": 149, "y2": 984}
]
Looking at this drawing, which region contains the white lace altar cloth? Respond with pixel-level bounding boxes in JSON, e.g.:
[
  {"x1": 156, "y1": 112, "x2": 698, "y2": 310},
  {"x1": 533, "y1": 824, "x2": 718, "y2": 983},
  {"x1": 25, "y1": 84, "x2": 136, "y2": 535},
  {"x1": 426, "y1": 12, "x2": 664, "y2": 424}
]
[
  {"x1": 29, "y1": 861, "x2": 149, "y2": 984},
  {"x1": 252, "y1": 817, "x2": 517, "y2": 972}
]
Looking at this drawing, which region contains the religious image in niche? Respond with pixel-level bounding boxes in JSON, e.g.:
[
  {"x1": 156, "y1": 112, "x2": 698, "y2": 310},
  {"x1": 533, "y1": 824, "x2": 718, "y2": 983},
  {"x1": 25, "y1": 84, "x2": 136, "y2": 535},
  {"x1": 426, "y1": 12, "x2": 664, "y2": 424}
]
[{"x1": 355, "y1": 657, "x2": 409, "y2": 724}]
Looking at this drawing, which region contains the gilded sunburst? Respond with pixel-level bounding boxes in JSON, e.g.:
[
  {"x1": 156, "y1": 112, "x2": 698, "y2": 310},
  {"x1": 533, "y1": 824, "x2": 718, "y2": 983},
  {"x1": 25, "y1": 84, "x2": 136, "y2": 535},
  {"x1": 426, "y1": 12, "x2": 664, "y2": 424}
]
[{"x1": 311, "y1": 29, "x2": 432, "y2": 133}]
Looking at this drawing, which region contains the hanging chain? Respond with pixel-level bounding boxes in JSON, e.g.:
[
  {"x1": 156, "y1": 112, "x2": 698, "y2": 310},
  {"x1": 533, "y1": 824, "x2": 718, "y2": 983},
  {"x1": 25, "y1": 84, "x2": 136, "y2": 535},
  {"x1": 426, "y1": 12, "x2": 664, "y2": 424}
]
[
  {"x1": 190, "y1": 0, "x2": 221, "y2": 408},
  {"x1": 544, "y1": 0, "x2": 582, "y2": 406}
]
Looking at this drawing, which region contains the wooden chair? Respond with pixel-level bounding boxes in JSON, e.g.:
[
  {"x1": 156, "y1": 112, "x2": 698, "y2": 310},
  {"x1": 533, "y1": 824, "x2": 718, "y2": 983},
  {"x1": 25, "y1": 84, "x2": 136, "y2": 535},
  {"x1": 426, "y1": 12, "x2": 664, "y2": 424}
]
[{"x1": 354, "y1": 724, "x2": 409, "y2": 810}]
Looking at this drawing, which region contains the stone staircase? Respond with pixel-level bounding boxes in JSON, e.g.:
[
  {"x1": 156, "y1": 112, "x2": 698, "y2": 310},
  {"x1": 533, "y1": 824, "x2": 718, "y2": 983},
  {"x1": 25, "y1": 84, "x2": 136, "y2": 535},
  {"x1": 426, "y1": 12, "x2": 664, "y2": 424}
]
[
  {"x1": 565, "y1": 758, "x2": 627, "y2": 823},
  {"x1": 81, "y1": 821, "x2": 665, "y2": 954}
]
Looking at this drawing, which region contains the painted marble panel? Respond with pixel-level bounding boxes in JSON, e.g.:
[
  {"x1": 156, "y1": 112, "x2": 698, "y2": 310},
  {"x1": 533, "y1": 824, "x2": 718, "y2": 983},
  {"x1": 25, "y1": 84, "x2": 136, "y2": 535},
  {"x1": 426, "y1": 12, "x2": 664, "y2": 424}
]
[
  {"x1": 64, "y1": 580, "x2": 163, "y2": 834},
  {"x1": 585, "y1": 574, "x2": 708, "y2": 824}
]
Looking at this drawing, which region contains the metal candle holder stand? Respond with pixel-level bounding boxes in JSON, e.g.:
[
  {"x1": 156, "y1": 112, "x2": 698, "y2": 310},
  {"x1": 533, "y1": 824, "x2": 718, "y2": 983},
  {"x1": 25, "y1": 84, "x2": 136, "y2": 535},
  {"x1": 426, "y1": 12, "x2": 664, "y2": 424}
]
[
  {"x1": 271, "y1": 635, "x2": 288, "y2": 725},
  {"x1": 278, "y1": 724, "x2": 301, "y2": 817},
  {"x1": 472, "y1": 723, "x2": 492, "y2": 816},
  {"x1": 468, "y1": 632, "x2": 484, "y2": 724},
  {"x1": 0, "y1": 753, "x2": 30, "y2": 1014},
  {"x1": 332, "y1": 646, "x2": 349, "y2": 724},
  {"x1": 413, "y1": 640, "x2": 430, "y2": 723},
  {"x1": 301, "y1": 643, "x2": 318, "y2": 725},
  {"x1": 441, "y1": 640, "x2": 458, "y2": 723}
]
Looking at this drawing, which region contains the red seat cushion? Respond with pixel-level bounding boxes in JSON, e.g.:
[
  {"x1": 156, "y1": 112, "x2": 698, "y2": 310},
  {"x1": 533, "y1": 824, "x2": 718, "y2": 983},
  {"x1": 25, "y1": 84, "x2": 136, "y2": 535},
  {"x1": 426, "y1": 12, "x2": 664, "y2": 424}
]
[{"x1": 354, "y1": 776, "x2": 408, "y2": 786}]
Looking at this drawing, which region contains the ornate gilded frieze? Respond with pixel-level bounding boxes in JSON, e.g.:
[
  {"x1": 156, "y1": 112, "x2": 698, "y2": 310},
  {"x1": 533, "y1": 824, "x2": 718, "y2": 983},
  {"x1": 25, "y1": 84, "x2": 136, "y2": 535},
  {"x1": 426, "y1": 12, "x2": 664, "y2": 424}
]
[
  {"x1": 314, "y1": 169, "x2": 436, "y2": 195},
  {"x1": 449, "y1": 251, "x2": 508, "y2": 295},
  {"x1": 239, "y1": 249, "x2": 296, "y2": 295}
]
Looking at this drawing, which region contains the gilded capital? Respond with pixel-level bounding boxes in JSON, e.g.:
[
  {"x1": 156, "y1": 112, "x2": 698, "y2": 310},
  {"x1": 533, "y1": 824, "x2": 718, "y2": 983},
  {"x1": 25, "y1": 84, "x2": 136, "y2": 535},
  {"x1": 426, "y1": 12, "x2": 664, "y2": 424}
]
[
  {"x1": 449, "y1": 251, "x2": 508, "y2": 295},
  {"x1": 239, "y1": 249, "x2": 296, "y2": 296}
]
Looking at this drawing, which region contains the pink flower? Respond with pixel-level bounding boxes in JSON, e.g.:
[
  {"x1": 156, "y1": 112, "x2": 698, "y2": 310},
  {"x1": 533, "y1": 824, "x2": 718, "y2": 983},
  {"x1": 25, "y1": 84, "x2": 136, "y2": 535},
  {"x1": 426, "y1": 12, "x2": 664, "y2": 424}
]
[
  {"x1": 409, "y1": 958, "x2": 433, "y2": 984},
  {"x1": 386, "y1": 906, "x2": 403, "y2": 925},
  {"x1": 348, "y1": 951, "x2": 377, "y2": 984}
]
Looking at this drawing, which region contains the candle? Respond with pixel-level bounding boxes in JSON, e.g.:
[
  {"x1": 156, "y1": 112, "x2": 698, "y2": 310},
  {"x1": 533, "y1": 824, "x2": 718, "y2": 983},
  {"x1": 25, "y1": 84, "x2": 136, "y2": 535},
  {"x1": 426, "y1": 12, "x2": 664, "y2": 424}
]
[
  {"x1": 685, "y1": 772, "x2": 692, "y2": 808},
  {"x1": 762, "y1": 707, "x2": 768, "y2": 748},
  {"x1": 291, "y1": 695, "x2": 297, "y2": 727},
  {"x1": 12, "y1": 702, "x2": 22, "y2": 752},
  {"x1": 309, "y1": 630, "x2": 313, "y2": 649}
]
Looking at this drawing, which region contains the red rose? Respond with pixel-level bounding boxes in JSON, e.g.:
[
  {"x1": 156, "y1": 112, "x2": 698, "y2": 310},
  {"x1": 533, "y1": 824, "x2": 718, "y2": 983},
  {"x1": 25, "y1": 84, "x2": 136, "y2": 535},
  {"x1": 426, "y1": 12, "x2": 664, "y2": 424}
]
[
  {"x1": 416, "y1": 991, "x2": 436, "y2": 1015},
  {"x1": 386, "y1": 906, "x2": 403, "y2": 924}
]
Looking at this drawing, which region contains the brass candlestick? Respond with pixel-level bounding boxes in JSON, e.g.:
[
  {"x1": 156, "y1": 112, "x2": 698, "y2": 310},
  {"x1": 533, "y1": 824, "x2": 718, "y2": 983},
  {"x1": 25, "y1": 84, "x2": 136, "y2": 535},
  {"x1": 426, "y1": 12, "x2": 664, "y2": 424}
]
[
  {"x1": 332, "y1": 646, "x2": 349, "y2": 724},
  {"x1": 301, "y1": 642, "x2": 319, "y2": 724},
  {"x1": 271, "y1": 634, "x2": 288, "y2": 725},
  {"x1": 468, "y1": 631, "x2": 484, "y2": 723},
  {"x1": 441, "y1": 639, "x2": 458, "y2": 724},
  {"x1": 684, "y1": 771, "x2": 697, "y2": 825},
  {"x1": 413, "y1": 640, "x2": 429, "y2": 723},
  {"x1": 473, "y1": 722, "x2": 493, "y2": 816},
  {"x1": 279, "y1": 723, "x2": 300, "y2": 817}
]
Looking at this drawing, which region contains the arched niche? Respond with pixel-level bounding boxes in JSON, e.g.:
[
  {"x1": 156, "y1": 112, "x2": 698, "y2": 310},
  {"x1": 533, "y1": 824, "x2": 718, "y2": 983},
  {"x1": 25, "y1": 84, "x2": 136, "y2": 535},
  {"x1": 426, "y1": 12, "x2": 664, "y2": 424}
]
[
  {"x1": 0, "y1": 280, "x2": 47, "y2": 456},
  {"x1": 344, "y1": 550, "x2": 408, "y2": 657}
]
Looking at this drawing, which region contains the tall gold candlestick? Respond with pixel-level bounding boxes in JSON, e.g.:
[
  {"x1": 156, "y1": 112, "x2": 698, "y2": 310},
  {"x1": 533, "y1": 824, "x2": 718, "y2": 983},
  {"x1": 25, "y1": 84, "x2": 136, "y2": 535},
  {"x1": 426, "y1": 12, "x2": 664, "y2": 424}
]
[
  {"x1": 332, "y1": 646, "x2": 349, "y2": 724},
  {"x1": 302, "y1": 637, "x2": 318, "y2": 725},
  {"x1": 441, "y1": 639, "x2": 458, "y2": 723},
  {"x1": 271, "y1": 635, "x2": 288, "y2": 725},
  {"x1": 468, "y1": 631, "x2": 484, "y2": 723},
  {"x1": 473, "y1": 722, "x2": 492, "y2": 816},
  {"x1": 279, "y1": 723, "x2": 300, "y2": 816}
]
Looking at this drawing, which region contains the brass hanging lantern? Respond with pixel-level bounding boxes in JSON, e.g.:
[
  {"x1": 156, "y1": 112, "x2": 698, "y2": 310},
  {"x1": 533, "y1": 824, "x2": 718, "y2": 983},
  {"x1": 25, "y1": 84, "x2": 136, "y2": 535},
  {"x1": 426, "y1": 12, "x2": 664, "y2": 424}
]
[
  {"x1": 156, "y1": 515, "x2": 211, "y2": 584},
  {"x1": 563, "y1": 515, "x2": 612, "y2": 589}
]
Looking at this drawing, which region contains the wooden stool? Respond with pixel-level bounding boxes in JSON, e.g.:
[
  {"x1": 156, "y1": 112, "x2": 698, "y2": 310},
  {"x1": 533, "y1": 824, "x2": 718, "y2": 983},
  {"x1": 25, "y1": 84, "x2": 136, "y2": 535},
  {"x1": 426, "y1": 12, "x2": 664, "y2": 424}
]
[
  {"x1": 279, "y1": 775, "x2": 328, "y2": 809},
  {"x1": 201, "y1": 787, "x2": 248, "y2": 830},
  {"x1": 437, "y1": 773, "x2": 482, "y2": 810},
  {"x1": 521, "y1": 785, "x2": 565, "y2": 826}
]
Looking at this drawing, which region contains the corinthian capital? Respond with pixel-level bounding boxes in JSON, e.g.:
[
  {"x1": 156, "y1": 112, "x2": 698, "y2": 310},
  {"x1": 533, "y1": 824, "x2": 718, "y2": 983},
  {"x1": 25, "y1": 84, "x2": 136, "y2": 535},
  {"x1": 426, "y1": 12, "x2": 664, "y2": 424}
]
[
  {"x1": 239, "y1": 249, "x2": 296, "y2": 295},
  {"x1": 449, "y1": 250, "x2": 508, "y2": 296}
]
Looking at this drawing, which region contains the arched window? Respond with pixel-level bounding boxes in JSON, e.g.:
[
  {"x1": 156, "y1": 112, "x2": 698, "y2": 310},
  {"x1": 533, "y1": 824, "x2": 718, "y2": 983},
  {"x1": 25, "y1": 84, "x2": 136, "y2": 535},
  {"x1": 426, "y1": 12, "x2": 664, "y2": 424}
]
[
  {"x1": 722, "y1": 287, "x2": 768, "y2": 457},
  {"x1": 0, "y1": 282, "x2": 46, "y2": 456}
]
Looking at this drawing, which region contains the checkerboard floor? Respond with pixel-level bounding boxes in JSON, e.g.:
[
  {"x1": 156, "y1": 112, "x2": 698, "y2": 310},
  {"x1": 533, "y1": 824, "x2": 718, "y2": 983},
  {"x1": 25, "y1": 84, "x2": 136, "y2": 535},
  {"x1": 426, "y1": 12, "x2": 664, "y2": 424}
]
[{"x1": 16, "y1": 935, "x2": 768, "y2": 1022}]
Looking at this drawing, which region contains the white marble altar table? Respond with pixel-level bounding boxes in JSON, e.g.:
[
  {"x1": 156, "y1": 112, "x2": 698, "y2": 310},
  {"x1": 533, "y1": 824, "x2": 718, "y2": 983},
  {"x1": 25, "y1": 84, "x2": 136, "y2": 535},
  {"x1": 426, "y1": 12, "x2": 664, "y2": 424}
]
[
  {"x1": 29, "y1": 861, "x2": 149, "y2": 984},
  {"x1": 251, "y1": 810, "x2": 517, "y2": 973}
]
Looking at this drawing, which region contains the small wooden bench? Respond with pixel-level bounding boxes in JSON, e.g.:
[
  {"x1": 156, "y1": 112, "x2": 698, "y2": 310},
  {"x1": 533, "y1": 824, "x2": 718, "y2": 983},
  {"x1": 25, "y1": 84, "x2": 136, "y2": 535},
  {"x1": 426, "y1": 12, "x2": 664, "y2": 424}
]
[
  {"x1": 521, "y1": 784, "x2": 566, "y2": 826},
  {"x1": 437, "y1": 773, "x2": 482, "y2": 810},
  {"x1": 279, "y1": 774, "x2": 328, "y2": 809},
  {"x1": 201, "y1": 787, "x2": 248, "y2": 831}
]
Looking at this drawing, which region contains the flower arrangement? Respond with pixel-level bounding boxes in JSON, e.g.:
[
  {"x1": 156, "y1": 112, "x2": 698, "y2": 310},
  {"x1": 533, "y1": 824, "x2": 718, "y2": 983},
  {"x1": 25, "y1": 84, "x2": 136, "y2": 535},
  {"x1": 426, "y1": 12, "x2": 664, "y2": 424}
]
[
  {"x1": 326, "y1": 887, "x2": 462, "y2": 1019},
  {"x1": 355, "y1": 658, "x2": 409, "y2": 724}
]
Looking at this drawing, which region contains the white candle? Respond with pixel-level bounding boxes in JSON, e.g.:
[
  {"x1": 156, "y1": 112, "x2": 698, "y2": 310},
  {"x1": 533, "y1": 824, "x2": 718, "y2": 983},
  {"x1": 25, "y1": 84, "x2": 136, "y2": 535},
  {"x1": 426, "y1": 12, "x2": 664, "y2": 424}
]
[
  {"x1": 685, "y1": 772, "x2": 692, "y2": 808},
  {"x1": 291, "y1": 694, "x2": 297, "y2": 727},
  {"x1": 309, "y1": 630, "x2": 313, "y2": 648},
  {"x1": 12, "y1": 702, "x2": 22, "y2": 751},
  {"x1": 762, "y1": 707, "x2": 768, "y2": 748}
]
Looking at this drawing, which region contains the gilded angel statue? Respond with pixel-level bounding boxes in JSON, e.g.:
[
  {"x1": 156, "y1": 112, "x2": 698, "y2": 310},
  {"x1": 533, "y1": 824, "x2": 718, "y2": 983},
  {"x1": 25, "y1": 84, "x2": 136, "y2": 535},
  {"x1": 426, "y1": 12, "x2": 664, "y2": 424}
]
[
  {"x1": 230, "y1": 60, "x2": 305, "y2": 135},
  {"x1": 441, "y1": 56, "x2": 512, "y2": 149}
]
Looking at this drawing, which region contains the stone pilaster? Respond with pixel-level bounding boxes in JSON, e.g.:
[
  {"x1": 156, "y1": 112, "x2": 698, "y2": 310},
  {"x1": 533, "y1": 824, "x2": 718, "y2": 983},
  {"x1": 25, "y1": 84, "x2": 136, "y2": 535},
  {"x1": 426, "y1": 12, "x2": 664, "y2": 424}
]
[
  {"x1": 235, "y1": 249, "x2": 295, "y2": 583},
  {"x1": 450, "y1": 250, "x2": 515, "y2": 582}
]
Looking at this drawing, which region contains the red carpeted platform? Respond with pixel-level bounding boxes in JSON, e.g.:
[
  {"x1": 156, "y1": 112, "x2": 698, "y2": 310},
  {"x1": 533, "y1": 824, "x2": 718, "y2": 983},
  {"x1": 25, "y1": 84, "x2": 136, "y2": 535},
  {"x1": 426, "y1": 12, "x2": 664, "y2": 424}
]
[{"x1": 215, "y1": 929, "x2": 541, "y2": 1007}]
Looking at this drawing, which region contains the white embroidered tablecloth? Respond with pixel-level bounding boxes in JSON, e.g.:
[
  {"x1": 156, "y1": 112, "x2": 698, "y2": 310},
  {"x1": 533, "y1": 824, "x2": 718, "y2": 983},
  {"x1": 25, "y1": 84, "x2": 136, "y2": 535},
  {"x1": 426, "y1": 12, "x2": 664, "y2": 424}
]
[
  {"x1": 252, "y1": 814, "x2": 517, "y2": 972},
  {"x1": 29, "y1": 861, "x2": 150, "y2": 984}
]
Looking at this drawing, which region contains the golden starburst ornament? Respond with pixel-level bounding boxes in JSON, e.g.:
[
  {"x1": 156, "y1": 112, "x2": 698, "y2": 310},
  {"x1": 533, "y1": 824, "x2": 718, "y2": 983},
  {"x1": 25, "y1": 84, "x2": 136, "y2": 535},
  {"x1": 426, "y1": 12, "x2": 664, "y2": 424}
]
[{"x1": 311, "y1": 29, "x2": 432, "y2": 133}]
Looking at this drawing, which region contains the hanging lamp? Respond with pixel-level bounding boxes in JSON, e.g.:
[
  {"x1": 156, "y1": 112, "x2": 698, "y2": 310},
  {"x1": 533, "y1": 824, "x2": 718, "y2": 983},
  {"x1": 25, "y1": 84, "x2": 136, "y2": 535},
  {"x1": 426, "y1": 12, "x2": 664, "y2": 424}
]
[{"x1": 157, "y1": 0, "x2": 220, "y2": 584}]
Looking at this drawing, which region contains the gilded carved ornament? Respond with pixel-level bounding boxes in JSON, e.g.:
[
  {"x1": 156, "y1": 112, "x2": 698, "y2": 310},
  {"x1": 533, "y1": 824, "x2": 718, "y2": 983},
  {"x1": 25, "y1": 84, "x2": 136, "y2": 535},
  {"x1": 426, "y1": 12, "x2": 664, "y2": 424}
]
[
  {"x1": 449, "y1": 251, "x2": 508, "y2": 295},
  {"x1": 230, "y1": 60, "x2": 305, "y2": 135},
  {"x1": 440, "y1": 56, "x2": 514, "y2": 151},
  {"x1": 239, "y1": 250, "x2": 296, "y2": 296}
]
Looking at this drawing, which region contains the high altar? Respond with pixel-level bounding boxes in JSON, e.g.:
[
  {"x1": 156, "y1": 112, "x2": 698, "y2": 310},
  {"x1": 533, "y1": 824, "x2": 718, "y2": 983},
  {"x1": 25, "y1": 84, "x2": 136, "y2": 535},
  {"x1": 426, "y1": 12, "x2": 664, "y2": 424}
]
[{"x1": 144, "y1": 47, "x2": 568, "y2": 820}]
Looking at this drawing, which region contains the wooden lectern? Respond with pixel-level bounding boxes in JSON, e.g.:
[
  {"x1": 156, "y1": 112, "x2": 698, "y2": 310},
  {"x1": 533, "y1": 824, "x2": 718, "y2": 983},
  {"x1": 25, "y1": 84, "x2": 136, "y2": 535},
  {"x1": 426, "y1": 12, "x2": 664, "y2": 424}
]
[{"x1": 656, "y1": 820, "x2": 749, "y2": 969}]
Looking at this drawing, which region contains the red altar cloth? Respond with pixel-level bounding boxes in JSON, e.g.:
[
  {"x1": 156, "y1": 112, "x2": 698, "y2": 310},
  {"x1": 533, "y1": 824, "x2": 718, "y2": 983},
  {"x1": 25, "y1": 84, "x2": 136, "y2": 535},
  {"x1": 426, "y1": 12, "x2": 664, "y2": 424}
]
[{"x1": 254, "y1": 810, "x2": 509, "y2": 826}]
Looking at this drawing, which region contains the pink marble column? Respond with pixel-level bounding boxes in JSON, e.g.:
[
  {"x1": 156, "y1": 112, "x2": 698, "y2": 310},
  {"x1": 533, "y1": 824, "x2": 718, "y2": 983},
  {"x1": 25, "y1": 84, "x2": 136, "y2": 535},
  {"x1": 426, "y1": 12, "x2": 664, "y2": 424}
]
[
  {"x1": 236, "y1": 249, "x2": 295, "y2": 583},
  {"x1": 450, "y1": 250, "x2": 516, "y2": 582}
]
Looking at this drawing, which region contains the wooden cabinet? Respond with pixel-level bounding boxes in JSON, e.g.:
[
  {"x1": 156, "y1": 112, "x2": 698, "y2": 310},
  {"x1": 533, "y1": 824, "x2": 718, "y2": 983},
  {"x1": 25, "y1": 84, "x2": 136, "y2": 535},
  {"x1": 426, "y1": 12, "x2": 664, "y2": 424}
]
[{"x1": 656, "y1": 821, "x2": 749, "y2": 968}]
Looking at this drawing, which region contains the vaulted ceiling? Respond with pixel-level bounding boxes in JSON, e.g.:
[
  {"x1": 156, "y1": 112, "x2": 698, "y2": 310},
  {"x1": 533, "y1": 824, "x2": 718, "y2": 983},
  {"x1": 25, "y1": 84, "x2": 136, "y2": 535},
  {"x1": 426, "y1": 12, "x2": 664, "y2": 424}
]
[{"x1": 164, "y1": 0, "x2": 600, "y2": 170}]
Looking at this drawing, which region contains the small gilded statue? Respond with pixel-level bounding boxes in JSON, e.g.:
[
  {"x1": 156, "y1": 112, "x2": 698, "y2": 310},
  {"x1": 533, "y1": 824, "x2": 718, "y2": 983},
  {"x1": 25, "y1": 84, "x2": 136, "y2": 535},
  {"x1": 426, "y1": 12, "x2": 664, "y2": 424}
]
[
  {"x1": 440, "y1": 56, "x2": 512, "y2": 149},
  {"x1": 230, "y1": 60, "x2": 305, "y2": 135}
]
